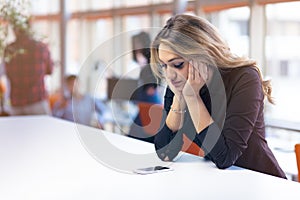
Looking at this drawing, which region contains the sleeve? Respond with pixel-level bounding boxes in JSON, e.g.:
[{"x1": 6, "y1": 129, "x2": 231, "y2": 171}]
[
  {"x1": 95, "y1": 98, "x2": 107, "y2": 115},
  {"x1": 51, "y1": 100, "x2": 65, "y2": 118},
  {"x1": 154, "y1": 87, "x2": 184, "y2": 161},
  {"x1": 42, "y1": 43, "x2": 54, "y2": 75},
  {"x1": 195, "y1": 68, "x2": 264, "y2": 169}
]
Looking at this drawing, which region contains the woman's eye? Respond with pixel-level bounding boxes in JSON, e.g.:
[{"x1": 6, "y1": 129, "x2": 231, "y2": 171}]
[
  {"x1": 173, "y1": 62, "x2": 184, "y2": 69},
  {"x1": 160, "y1": 63, "x2": 167, "y2": 68}
]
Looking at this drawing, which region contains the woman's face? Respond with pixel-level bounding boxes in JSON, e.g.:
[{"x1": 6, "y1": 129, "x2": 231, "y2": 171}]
[{"x1": 158, "y1": 43, "x2": 189, "y2": 92}]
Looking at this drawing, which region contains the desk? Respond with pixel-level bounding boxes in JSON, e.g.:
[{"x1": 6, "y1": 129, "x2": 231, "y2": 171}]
[
  {"x1": 1, "y1": 116, "x2": 300, "y2": 200},
  {"x1": 266, "y1": 134, "x2": 299, "y2": 180},
  {"x1": 101, "y1": 100, "x2": 138, "y2": 134},
  {"x1": 266, "y1": 125, "x2": 300, "y2": 180}
]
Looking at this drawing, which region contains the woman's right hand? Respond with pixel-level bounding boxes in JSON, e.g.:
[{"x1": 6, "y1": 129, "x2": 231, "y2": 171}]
[
  {"x1": 165, "y1": 77, "x2": 186, "y2": 107},
  {"x1": 165, "y1": 78, "x2": 181, "y2": 97}
]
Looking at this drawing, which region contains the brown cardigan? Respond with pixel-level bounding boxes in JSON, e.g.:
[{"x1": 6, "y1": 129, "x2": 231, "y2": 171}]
[{"x1": 154, "y1": 66, "x2": 287, "y2": 179}]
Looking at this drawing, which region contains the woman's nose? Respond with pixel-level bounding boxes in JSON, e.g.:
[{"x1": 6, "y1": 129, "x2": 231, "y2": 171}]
[{"x1": 166, "y1": 67, "x2": 176, "y2": 80}]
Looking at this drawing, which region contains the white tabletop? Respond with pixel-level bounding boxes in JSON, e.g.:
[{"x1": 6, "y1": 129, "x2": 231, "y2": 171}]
[{"x1": 1, "y1": 115, "x2": 300, "y2": 200}]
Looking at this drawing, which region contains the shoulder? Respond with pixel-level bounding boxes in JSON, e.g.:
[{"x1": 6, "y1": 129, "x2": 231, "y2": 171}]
[
  {"x1": 220, "y1": 66, "x2": 261, "y2": 87},
  {"x1": 33, "y1": 40, "x2": 49, "y2": 50},
  {"x1": 218, "y1": 66, "x2": 263, "y2": 100},
  {"x1": 220, "y1": 65, "x2": 259, "y2": 77}
]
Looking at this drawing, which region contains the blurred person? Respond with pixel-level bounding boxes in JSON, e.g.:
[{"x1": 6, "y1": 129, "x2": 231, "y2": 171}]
[
  {"x1": 4, "y1": 20, "x2": 54, "y2": 115},
  {"x1": 0, "y1": 64, "x2": 9, "y2": 116},
  {"x1": 128, "y1": 31, "x2": 163, "y2": 143},
  {"x1": 0, "y1": 78, "x2": 9, "y2": 116},
  {"x1": 131, "y1": 31, "x2": 162, "y2": 104},
  {"x1": 52, "y1": 75, "x2": 107, "y2": 128},
  {"x1": 150, "y1": 14, "x2": 286, "y2": 179}
]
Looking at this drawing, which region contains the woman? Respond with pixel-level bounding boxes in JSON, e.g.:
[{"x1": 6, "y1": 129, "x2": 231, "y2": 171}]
[{"x1": 150, "y1": 14, "x2": 286, "y2": 179}]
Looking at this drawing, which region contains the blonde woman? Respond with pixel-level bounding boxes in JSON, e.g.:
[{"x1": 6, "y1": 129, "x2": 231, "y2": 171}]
[{"x1": 150, "y1": 14, "x2": 286, "y2": 179}]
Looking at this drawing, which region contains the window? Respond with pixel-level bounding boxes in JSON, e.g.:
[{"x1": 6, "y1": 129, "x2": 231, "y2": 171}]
[
  {"x1": 265, "y1": 1, "x2": 300, "y2": 123},
  {"x1": 16, "y1": 1, "x2": 300, "y2": 125},
  {"x1": 30, "y1": 0, "x2": 59, "y2": 14},
  {"x1": 207, "y1": 7, "x2": 250, "y2": 58}
]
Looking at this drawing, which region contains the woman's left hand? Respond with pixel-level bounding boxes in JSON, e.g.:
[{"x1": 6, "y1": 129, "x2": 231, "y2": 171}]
[{"x1": 182, "y1": 61, "x2": 207, "y2": 98}]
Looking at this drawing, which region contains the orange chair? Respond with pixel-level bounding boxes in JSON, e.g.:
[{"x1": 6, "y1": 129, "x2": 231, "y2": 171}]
[
  {"x1": 138, "y1": 102, "x2": 163, "y2": 136},
  {"x1": 0, "y1": 80, "x2": 9, "y2": 116},
  {"x1": 138, "y1": 102, "x2": 204, "y2": 157},
  {"x1": 182, "y1": 134, "x2": 205, "y2": 157},
  {"x1": 295, "y1": 144, "x2": 300, "y2": 182},
  {"x1": 48, "y1": 92, "x2": 63, "y2": 110}
]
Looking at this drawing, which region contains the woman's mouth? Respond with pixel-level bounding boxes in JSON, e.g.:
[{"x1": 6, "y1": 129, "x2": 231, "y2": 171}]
[{"x1": 171, "y1": 80, "x2": 182, "y2": 88}]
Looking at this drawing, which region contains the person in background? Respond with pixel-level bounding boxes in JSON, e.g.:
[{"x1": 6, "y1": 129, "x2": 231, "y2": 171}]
[
  {"x1": 128, "y1": 31, "x2": 162, "y2": 143},
  {"x1": 131, "y1": 31, "x2": 162, "y2": 104},
  {"x1": 0, "y1": 64, "x2": 9, "y2": 116},
  {"x1": 0, "y1": 78, "x2": 9, "y2": 116},
  {"x1": 52, "y1": 75, "x2": 106, "y2": 129},
  {"x1": 4, "y1": 20, "x2": 54, "y2": 115},
  {"x1": 150, "y1": 14, "x2": 286, "y2": 179}
]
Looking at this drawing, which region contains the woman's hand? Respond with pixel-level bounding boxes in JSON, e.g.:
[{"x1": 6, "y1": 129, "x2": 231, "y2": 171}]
[
  {"x1": 163, "y1": 68, "x2": 185, "y2": 103},
  {"x1": 182, "y1": 61, "x2": 213, "y2": 133},
  {"x1": 182, "y1": 61, "x2": 208, "y2": 98}
]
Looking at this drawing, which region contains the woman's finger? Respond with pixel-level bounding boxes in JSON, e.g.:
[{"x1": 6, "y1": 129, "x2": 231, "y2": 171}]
[
  {"x1": 198, "y1": 62, "x2": 208, "y2": 82},
  {"x1": 204, "y1": 64, "x2": 208, "y2": 81},
  {"x1": 193, "y1": 61, "x2": 201, "y2": 81},
  {"x1": 188, "y1": 61, "x2": 194, "y2": 81},
  {"x1": 191, "y1": 61, "x2": 202, "y2": 82}
]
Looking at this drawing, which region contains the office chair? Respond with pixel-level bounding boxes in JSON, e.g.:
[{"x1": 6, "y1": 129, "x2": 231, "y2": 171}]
[
  {"x1": 138, "y1": 102, "x2": 163, "y2": 136},
  {"x1": 295, "y1": 143, "x2": 300, "y2": 182},
  {"x1": 48, "y1": 92, "x2": 62, "y2": 110},
  {"x1": 138, "y1": 102, "x2": 204, "y2": 157},
  {"x1": 182, "y1": 134, "x2": 205, "y2": 157}
]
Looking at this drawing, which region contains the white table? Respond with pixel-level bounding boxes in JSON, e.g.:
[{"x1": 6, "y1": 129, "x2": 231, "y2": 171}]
[
  {"x1": 1, "y1": 116, "x2": 300, "y2": 200},
  {"x1": 267, "y1": 138, "x2": 298, "y2": 180}
]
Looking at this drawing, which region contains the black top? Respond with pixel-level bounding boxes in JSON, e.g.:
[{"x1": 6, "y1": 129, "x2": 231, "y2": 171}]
[{"x1": 154, "y1": 66, "x2": 286, "y2": 179}]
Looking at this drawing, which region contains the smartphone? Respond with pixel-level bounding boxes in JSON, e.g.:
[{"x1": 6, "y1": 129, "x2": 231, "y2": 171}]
[{"x1": 133, "y1": 166, "x2": 173, "y2": 175}]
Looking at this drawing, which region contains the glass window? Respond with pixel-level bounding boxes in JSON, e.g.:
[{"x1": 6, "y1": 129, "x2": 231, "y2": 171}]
[
  {"x1": 207, "y1": 7, "x2": 250, "y2": 58},
  {"x1": 123, "y1": 0, "x2": 151, "y2": 7},
  {"x1": 151, "y1": 0, "x2": 173, "y2": 4},
  {"x1": 265, "y1": 2, "x2": 300, "y2": 123},
  {"x1": 122, "y1": 15, "x2": 151, "y2": 79},
  {"x1": 95, "y1": 19, "x2": 114, "y2": 47},
  {"x1": 30, "y1": 0, "x2": 59, "y2": 14},
  {"x1": 31, "y1": 20, "x2": 60, "y2": 93},
  {"x1": 66, "y1": 19, "x2": 81, "y2": 75},
  {"x1": 90, "y1": 0, "x2": 113, "y2": 10}
]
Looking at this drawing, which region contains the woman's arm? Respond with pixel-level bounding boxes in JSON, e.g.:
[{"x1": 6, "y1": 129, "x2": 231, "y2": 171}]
[
  {"x1": 154, "y1": 88, "x2": 185, "y2": 161},
  {"x1": 182, "y1": 62, "x2": 214, "y2": 133},
  {"x1": 196, "y1": 67, "x2": 264, "y2": 169},
  {"x1": 184, "y1": 95, "x2": 213, "y2": 133},
  {"x1": 166, "y1": 95, "x2": 186, "y2": 131}
]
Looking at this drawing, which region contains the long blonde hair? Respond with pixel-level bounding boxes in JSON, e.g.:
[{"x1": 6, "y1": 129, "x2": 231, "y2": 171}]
[{"x1": 150, "y1": 14, "x2": 273, "y2": 104}]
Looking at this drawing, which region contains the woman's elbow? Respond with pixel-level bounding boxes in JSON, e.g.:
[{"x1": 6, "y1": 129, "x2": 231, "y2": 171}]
[{"x1": 214, "y1": 159, "x2": 234, "y2": 169}]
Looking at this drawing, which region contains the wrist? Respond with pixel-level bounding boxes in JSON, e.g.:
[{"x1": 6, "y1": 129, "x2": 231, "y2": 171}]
[
  {"x1": 183, "y1": 94, "x2": 201, "y2": 102},
  {"x1": 184, "y1": 95, "x2": 203, "y2": 112},
  {"x1": 170, "y1": 106, "x2": 186, "y2": 114},
  {"x1": 172, "y1": 95, "x2": 186, "y2": 108}
]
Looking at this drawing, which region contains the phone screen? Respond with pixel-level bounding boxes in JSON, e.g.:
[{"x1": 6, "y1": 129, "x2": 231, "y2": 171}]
[{"x1": 133, "y1": 166, "x2": 173, "y2": 174}]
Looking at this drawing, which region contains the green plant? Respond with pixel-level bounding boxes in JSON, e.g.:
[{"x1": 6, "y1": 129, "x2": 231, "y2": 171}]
[{"x1": 0, "y1": 0, "x2": 31, "y2": 63}]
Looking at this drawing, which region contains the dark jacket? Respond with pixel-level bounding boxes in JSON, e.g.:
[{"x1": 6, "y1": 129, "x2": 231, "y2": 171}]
[{"x1": 154, "y1": 66, "x2": 286, "y2": 179}]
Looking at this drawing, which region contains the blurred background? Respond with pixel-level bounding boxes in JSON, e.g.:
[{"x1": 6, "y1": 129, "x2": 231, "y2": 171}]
[{"x1": 1, "y1": 0, "x2": 300, "y2": 165}]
